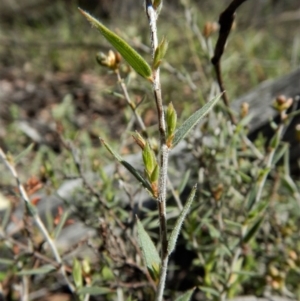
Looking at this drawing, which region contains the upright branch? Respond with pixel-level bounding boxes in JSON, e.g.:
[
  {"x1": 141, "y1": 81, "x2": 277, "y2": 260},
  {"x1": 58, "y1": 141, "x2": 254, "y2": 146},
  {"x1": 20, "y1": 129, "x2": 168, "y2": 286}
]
[
  {"x1": 211, "y1": 0, "x2": 249, "y2": 124},
  {"x1": 145, "y1": 1, "x2": 170, "y2": 300}
]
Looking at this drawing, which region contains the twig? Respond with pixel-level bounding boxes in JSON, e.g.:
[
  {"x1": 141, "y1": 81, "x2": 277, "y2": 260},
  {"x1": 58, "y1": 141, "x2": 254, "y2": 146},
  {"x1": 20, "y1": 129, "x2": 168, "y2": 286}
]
[
  {"x1": 115, "y1": 69, "x2": 148, "y2": 137},
  {"x1": 211, "y1": 0, "x2": 249, "y2": 124},
  {"x1": 0, "y1": 234, "x2": 72, "y2": 273},
  {"x1": 0, "y1": 148, "x2": 75, "y2": 293}
]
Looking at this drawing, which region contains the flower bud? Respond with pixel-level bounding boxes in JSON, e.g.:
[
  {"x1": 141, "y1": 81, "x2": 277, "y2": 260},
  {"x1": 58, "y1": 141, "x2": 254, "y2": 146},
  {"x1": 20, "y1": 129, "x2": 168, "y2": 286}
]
[
  {"x1": 240, "y1": 102, "x2": 249, "y2": 118},
  {"x1": 295, "y1": 124, "x2": 300, "y2": 141},
  {"x1": 273, "y1": 95, "x2": 293, "y2": 112},
  {"x1": 142, "y1": 142, "x2": 156, "y2": 178},
  {"x1": 166, "y1": 102, "x2": 177, "y2": 147},
  {"x1": 96, "y1": 50, "x2": 121, "y2": 70},
  {"x1": 203, "y1": 22, "x2": 219, "y2": 38},
  {"x1": 132, "y1": 131, "x2": 146, "y2": 150}
]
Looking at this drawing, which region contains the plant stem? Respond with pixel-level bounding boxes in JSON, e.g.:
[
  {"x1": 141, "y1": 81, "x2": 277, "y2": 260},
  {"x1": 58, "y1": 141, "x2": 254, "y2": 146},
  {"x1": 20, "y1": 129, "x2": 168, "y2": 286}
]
[
  {"x1": 115, "y1": 69, "x2": 148, "y2": 137},
  {"x1": 145, "y1": 1, "x2": 169, "y2": 300},
  {"x1": 0, "y1": 148, "x2": 75, "y2": 293}
]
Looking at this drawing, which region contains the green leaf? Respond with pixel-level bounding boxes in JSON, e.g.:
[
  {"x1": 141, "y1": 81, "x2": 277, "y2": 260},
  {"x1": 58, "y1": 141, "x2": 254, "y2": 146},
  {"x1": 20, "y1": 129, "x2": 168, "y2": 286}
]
[
  {"x1": 136, "y1": 218, "x2": 161, "y2": 281},
  {"x1": 272, "y1": 143, "x2": 288, "y2": 165},
  {"x1": 168, "y1": 185, "x2": 196, "y2": 255},
  {"x1": 53, "y1": 209, "x2": 70, "y2": 239},
  {"x1": 153, "y1": 36, "x2": 169, "y2": 69},
  {"x1": 236, "y1": 113, "x2": 253, "y2": 130},
  {"x1": 247, "y1": 200, "x2": 268, "y2": 220},
  {"x1": 150, "y1": 164, "x2": 159, "y2": 182},
  {"x1": 228, "y1": 257, "x2": 243, "y2": 285},
  {"x1": 14, "y1": 143, "x2": 34, "y2": 164},
  {"x1": 72, "y1": 259, "x2": 83, "y2": 289},
  {"x1": 153, "y1": 0, "x2": 163, "y2": 11},
  {"x1": 175, "y1": 288, "x2": 195, "y2": 301},
  {"x1": 78, "y1": 286, "x2": 112, "y2": 295},
  {"x1": 79, "y1": 8, "x2": 152, "y2": 80},
  {"x1": 101, "y1": 138, "x2": 152, "y2": 193},
  {"x1": 142, "y1": 142, "x2": 156, "y2": 175},
  {"x1": 166, "y1": 102, "x2": 177, "y2": 138},
  {"x1": 25, "y1": 201, "x2": 37, "y2": 216},
  {"x1": 173, "y1": 94, "x2": 221, "y2": 147},
  {"x1": 178, "y1": 169, "x2": 191, "y2": 194},
  {"x1": 242, "y1": 216, "x2": 264, "y2": 244},
  {"x1": 282, "y1": 174, "x2": 299, "y2": 196},
  {"x1": 269, "y1": 129, "x2": 281, "y2": 149},
  {"x1": 223, "y1": 219, "x2": 242, "y2": 229},
  {"x1": 206, "y1": 222, "x2": 220, "y2": 239},
  {"x1": 17, "y1": 265, "x2": 55, "y2": 275},
  {"x1": 199, "y1": 286, "x2": 220, "y2": 297},
  {"x1": 245, "y1": 186, "x2": 258, "y2": 211}
]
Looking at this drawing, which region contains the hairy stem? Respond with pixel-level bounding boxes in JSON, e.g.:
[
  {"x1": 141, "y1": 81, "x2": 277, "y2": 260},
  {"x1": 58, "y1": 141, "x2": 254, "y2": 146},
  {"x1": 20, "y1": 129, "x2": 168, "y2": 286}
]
[{"x1": 145, "y1": 1, "x2": 169, "y2": 300}]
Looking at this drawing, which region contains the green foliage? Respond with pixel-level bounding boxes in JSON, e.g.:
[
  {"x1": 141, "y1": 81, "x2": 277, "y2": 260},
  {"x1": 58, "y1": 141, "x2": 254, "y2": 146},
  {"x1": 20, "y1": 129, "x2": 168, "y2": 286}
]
[
  {"x1": 172, "y1": 94, "x2": 222, "y2": 147},
  {"x1": 72, "y1": 259, "x2": 83, "y2": 290},
  {"x1": 168, "y1": 185, "x2": 196, "y2": 255},
  {"x1": 79, "y1": 8, "x2": 152, "y2": 80},
  {"x1": 137, "y1": 218, "x2": 161, "y2": 281}
]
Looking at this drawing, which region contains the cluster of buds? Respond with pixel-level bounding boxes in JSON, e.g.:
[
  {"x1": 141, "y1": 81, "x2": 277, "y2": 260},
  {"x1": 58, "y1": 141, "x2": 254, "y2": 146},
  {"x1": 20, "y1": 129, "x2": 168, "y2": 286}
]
[
  {"x1": 266, "y1": 264, "x2": 286, "y2": 291},
  {"x1": 273, "y1": 95, "x2": 293, "y2": 113},
  {"x1": 96, "y1": 50, "x2": 121, "y2": 70}
]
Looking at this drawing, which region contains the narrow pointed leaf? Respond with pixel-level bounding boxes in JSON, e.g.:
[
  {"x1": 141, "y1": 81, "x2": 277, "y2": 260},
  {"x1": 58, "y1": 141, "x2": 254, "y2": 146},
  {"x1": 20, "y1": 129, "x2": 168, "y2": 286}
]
[
  {"x1": 247, "y1": 200, "x2": 268, "y2": 220},
  {"x1": 242, "y1": 216, "x2": 264, "y2": 244},
  {"x1": 101, "y1": 138, "x2": 152, "y2": 193},
  {"x1": 175, "y1": 288, "x2": 195, "y2": 301},
  {"x1": 272, "y1": 143, "x2": 288, "y2": 165},
  {"x1": 136, "y1": 218, "x2": 161, "y2": 280},
  {"x1": 73, "y1": 259, "x2": 83, "y2": 289},
  {"x1": 150, "y1": 164, "x2": 159, "y2": 182},
  {"x1": 54, "y1": 210, "x2": 70, "y2": 239},
  {"x1": 245, "y1": 186, "x2": 258, "y2": 211},
  {"x1": 168, "y1": 185, "x2": 196, "y2": 255},
  {"x1": 142, "y1": 142, "x2": 156, "y2": 174},
  {"x1": 228, "y1": 257, "x2": 243, "y2": 285},
  {"x1": 282, "y1": 174, "x2": 299, "y2": 195},
  {"x1": 78, "y1": 286, "x2": 112, "y2": 295},
  {"x1": 178, "y1": 169, "x2": 191, "y2": 194},
  {"x1": 153, "y1": 36, "x2": 168, "y2": 69},
  {"x1": 79, "y1": 8, "x2": 152, "y2": 80},
  {"x1": 17, "y1": 265, "x2": 55, "y2": 275},
  {"x1": 173, "y1": 94, "x2": 221, "y2": 147},
  {"x1": 199, "y1": 286, "x2": 220, "y2": 297},
  {"x1": 14, "y1": 143, "x2": 34, "y2": 164},
  {"x1": 166, "y1": 102, "x2": 177, "y2": 137}
]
